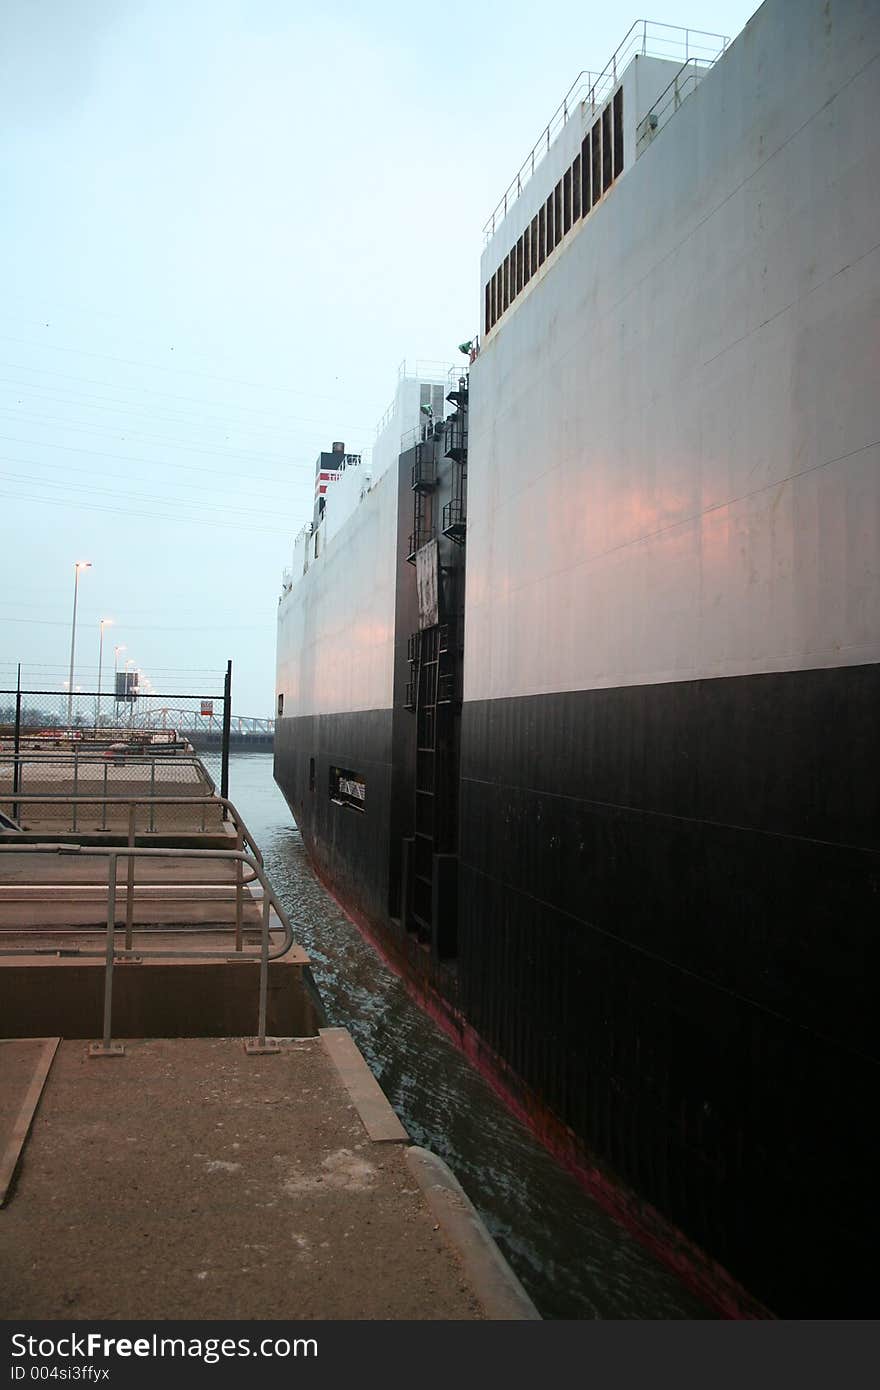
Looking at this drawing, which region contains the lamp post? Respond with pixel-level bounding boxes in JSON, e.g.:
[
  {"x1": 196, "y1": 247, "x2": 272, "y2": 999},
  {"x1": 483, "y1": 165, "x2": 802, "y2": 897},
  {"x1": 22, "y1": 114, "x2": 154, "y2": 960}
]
[
  {"x1": 67, "y1": 561, "x2": 92, "y2": 727},
  {"x1": 96, "y1": 618, "x2": 111, "y2": 731}
]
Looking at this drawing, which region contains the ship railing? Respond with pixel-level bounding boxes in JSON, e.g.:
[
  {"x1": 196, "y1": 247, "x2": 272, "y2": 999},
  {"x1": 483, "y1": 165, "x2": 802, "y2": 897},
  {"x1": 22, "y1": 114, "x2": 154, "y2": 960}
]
[
  {"x1": 442, "y1": 498, "x2": 466, "y2": 542},
  {"x1": 635, "y1": 57, "x2": 715, "y2": 155},
  {"x1": 482, "y1": 19, "x2": 730, "y2": 240},
  {"x1": 375, "y1": 397, "x2": 397, "y2": 438},
  {"x1": 397, "y1": 358, "x2": 457, "y2": 382},
  {"x1": 0, "y1": 839, "x2": 296, "y2": 1056},
  {"x1": 406, "y1": 528, "x2": 434, "y2": 563},
  {"x1": 400, "y1": 425, "x2": 420, "y2": 453},
  {"x1": 412, "y1": 447, "x2": 437, "y2": 492},
  {"x1": 374, "y1": 362, "x2": 458, "y2": 439},
  {"x1": 447, "y1": 365, "x2": 470, "y2": 394}
]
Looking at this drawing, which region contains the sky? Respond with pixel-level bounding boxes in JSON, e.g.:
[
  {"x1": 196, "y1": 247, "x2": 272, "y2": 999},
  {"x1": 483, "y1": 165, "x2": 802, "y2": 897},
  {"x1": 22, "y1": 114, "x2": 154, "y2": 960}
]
[{"x1": 0, "y1": 0, "x2": 761, "y2": 716}]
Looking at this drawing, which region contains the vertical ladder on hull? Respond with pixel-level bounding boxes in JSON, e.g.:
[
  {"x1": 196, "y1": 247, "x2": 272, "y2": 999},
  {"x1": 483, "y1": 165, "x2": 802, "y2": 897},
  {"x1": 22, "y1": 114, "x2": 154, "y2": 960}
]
[
  {"x1": 412, "y1": 627, "x2": 438, "y2": 938},
  {"x1": 400, "y1": 379, "x2": 469, "y2": 961},
  {"x1": 405, "y1": 624, "x2": 459, "y2": 957}
]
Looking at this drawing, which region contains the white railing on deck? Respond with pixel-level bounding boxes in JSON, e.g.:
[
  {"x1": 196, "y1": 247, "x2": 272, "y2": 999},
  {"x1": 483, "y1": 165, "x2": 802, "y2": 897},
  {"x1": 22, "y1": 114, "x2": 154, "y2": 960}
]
[
  {"x1": 482, "y1": 19, "x2": 729, "y2": 241},
  {"x1": 374, "y1": 360, "x2": 457, "y2": 438},
  {"x1": 635, "y1": 57, "x2": 715, "y2": 154}
]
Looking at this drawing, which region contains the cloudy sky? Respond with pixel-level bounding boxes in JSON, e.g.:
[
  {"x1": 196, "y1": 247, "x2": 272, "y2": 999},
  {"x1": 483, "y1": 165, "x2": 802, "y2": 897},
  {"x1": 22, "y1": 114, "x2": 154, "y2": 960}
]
[{"x1": 0, "y1": 0, "x2": 760, "y2": 715}]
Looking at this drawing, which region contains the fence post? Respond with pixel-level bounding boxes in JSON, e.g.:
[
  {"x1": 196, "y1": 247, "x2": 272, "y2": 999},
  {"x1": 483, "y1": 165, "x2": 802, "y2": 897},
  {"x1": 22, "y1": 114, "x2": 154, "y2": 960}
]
[
  {"x1": 220, "y1": 660, "x2": 232, "y2": 820},
  {"x1": 72, "y1": 749, "x2": 79, "y2": 832},
  {"x1": 149, "y1": 760, "x2": 156, "y2": 832},
  {"x1": 102, "y1": 763, "x2": 108, "y2": 830},
  {"x1": 12, "y1": 664, "x2": 21, "y2": 824}
]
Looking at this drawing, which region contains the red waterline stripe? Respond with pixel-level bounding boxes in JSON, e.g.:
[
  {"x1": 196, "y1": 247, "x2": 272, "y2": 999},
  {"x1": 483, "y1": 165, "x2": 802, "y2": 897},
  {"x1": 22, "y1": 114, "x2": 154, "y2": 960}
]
[{"x1": 304, "y1": 841, "x2": 772, "y2": 1321}]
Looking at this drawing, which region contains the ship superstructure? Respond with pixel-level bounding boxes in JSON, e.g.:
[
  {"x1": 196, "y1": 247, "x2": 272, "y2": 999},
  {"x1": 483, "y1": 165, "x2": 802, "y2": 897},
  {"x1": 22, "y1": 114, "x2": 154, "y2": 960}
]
[{"x1": 276, "y1": 0, "x2": 880, "y2": 1316}]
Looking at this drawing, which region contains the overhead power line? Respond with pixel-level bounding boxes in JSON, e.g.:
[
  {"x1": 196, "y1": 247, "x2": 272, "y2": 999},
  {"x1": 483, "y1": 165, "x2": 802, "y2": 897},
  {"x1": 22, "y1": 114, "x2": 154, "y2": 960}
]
[
  {"x1": 0, "y1": 332, "x2": 377, "y2": 410},
  {"x1": 0, "y1": 376, "x2": 374, "y2": 443},
  {"x1": 0, "y1": 485, "x2": 295, "y2": 536},
  {"x1": 0, "y1": 468, "x2": 295, "y2": 526},
  {"x1": 0, "y1": 407, "x2": 337, "y2": 470}
]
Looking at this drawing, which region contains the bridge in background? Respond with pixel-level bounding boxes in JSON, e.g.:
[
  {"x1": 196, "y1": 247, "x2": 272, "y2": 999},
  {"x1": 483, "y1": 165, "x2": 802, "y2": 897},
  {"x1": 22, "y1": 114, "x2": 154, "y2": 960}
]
[{"x1": 128, "y1": 708, "x2": 274, "y2": 751}]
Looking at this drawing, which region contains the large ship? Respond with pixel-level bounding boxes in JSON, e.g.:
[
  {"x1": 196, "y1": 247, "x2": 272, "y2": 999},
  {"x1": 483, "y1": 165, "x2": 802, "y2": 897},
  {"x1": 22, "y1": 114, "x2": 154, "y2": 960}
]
[{"x1": 276, "y1": 0, "x2": 880, "y2": 1317}]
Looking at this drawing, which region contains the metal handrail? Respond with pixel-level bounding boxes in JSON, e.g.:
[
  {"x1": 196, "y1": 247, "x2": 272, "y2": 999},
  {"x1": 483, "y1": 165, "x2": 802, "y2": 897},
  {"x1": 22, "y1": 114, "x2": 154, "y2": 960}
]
[
  {"x1": 635, "y1": 57, "x2": 713, "y2": 154},
  {"x1": 0, "y1": 793, "x2": 262, "y2": 866},
  {"x1": 0, "y1": 752, "x2": 204, "y2": 763},
  {"x1": 0, "y1": 751, "x2": 212, "y2": 780},
  {"x1": 0, "y1": 842, "x2": 296, "y2": 1054},
  {"x1": 0, "y1": 751, "x2": 216, "y2": 823},
  {"x1": 482, "y1": 19, "x2": 730, "y2": 240}
]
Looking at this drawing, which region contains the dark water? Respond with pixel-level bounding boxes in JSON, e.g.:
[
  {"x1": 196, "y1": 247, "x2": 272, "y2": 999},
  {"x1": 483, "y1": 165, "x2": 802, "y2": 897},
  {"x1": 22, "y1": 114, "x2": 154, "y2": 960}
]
[{"x1": 230, "y1": 753, "x2": 710, "y2": 1320}]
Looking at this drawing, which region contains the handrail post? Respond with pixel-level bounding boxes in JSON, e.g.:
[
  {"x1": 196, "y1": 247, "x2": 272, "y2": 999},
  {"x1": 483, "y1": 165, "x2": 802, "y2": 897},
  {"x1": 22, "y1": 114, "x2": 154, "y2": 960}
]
[
  {"x1": 102, "y1": 763, "x2": 108, "y2": 830},
  {"x1": 72, "y1": 750, "x2": 78, "y2": 832},
  {"x1": 258, "y1": 891, "x2": 270, "y2": 1046},
  {"x1": 149, "y1": 761, "x2": 156, "y2": 831},
  {"x1": 234, "y1": 829, "x2": 243, "y2": 953},
  {"x1": 88, "y1": 853, "x2": 124, "y2": 1057},
  {"x1": 244, "y1": 867, "x2": 281, "y2": 1056},
  {"x1": 125, "y1": 804, "x2": 135, "y2": 951}
]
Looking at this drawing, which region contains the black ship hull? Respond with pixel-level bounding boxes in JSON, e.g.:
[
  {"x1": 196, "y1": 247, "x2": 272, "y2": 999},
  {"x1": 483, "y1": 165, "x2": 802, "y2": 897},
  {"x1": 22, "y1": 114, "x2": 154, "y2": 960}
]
[{"x1": 276, "y1": 658, "x2": 880, "y2": 1317}]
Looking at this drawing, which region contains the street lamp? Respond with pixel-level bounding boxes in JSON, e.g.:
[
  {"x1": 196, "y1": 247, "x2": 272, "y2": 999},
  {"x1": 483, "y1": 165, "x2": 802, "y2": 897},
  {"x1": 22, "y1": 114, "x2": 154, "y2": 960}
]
[
  {"x1": 67, "y1": 561, "x2": 92, "y2": 726},
  {"x1": 96, "y1": 618, "x2": 111, "y2": 730}
]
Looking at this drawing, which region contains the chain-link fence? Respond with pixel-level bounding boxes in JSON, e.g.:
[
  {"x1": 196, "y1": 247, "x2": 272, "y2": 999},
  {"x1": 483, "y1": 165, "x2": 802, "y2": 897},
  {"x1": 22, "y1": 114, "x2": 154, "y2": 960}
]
[{"x1": 0, "y1": 672, "x2": 231, "y2": 835}]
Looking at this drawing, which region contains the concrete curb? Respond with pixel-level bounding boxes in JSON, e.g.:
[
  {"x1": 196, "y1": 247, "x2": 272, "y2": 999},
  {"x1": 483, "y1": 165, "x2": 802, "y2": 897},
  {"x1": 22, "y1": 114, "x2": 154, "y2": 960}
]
[
  {"x1": 320, "y1": 1027, "x2": 540, "y2": 1318},
  {"x1": 406, "y1": 1146, "x2": 541, "y2": 1321},
  {"x1": 319, "y1": 1026, "x2": 409, "y2": 1143}
]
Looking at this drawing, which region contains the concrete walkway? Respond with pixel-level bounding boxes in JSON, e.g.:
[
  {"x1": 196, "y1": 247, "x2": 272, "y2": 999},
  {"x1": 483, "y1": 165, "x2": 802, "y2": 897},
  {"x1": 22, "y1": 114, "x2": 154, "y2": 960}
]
[{"x1": 0, "y1": 1036, "x2": 490, "y2": 1320}]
